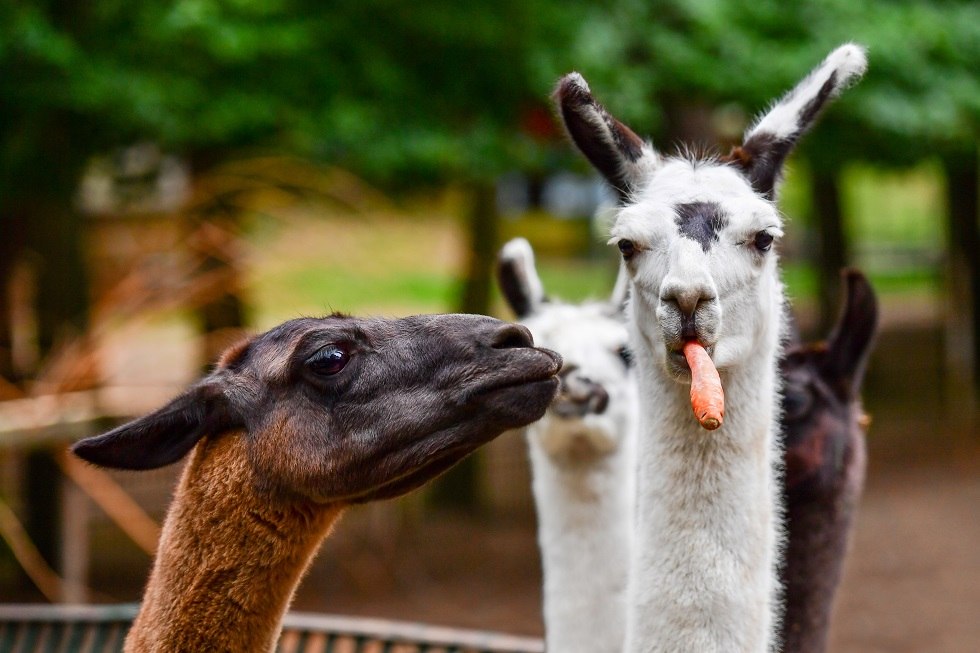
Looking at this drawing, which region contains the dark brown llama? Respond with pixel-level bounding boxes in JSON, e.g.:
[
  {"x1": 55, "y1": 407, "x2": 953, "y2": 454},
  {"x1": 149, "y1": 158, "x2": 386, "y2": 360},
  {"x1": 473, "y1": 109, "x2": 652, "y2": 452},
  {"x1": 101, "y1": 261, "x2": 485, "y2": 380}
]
[
  {"x1": 780, "y1": 269, "x2": 878, "y2": 653},
  {"x1": 72, "y1": 313, "x2": 561, "y2": 652}
]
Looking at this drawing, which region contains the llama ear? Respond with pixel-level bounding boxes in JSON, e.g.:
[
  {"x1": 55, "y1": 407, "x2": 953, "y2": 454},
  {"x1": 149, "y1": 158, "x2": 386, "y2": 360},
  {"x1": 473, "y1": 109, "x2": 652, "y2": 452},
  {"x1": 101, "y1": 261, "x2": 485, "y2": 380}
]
[
  {"x1": 497, "y1": 238, "x2": 546, "y2": 318},
  {"x1": 71, "y1": 379, "x2": 241, "y2": 470},
  {"x1": 820, "y1": 268, "x2": 878, "y2": 400},
  {"x1": 609, "y1": 261, "x2": 630, "y2": 314},
  {"x1": 554, "y1": 73, "x2": 659, "y2": 202},
  {"x1": 728, "y1": 44, "x2": 867, "y2": 199}
]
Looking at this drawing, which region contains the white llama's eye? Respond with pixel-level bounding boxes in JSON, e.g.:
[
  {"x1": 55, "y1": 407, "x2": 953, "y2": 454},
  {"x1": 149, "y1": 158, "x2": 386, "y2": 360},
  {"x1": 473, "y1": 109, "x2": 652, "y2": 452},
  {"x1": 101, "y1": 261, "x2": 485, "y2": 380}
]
[
  {"x1": 618, "y1": 239, "x2": 636, "y2": 260},
  {"x1": 306, "y1": 344, "x2": 350, "y2": 376},
  {"x1": 753, "y1": 231, "x2": 774, "y2": 252},
  {"x1": 617, "y1": 345, "x2": 634, "y2": 368}
]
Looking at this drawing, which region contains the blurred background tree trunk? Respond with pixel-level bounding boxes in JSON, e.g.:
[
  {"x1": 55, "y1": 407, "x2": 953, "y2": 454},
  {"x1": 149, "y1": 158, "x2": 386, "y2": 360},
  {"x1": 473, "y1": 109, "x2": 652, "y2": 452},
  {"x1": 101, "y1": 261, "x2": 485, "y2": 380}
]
[
  {"x1": 0, "y1": 108, "x2": 92, "y2": 588},
  {"x1": 458, "y1": 182, "x2": 501, "y2": 316},
  {"x1": 432, "y1": 181, "x2": 501, "y2": 510},
  {"x1": 943, "y1": 148, "x2": 980, "y2": 406}
]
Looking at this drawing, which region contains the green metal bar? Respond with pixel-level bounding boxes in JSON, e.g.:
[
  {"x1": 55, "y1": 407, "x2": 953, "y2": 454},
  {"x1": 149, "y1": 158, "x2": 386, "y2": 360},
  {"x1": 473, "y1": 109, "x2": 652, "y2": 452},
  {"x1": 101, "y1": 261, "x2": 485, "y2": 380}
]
[
  {"x1": 39, "y1": 623, "x2": 63, "y2": 653},
  {"x1": 61, "y1": 623, "x2": 87, "y2": 653},
  {"x1": 86, "y1": 623, "x2": 109, "y2": 653},
  {"x1": 13, "y1": 622, "x2": 40, "y2": 653},
  {"x1": 0, "y1": 624, "x2": 15, "y2": 653}
]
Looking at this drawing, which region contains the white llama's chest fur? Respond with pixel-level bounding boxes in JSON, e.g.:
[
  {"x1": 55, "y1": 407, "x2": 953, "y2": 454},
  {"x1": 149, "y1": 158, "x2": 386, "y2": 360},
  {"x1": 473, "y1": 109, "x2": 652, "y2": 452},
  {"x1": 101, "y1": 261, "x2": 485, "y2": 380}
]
[
  {"x1": 522, "y1": 301, "x2": 639, "y2": 653},
  {"x1": 624, "y1": 304, "x2": 785, "y2": 653}
]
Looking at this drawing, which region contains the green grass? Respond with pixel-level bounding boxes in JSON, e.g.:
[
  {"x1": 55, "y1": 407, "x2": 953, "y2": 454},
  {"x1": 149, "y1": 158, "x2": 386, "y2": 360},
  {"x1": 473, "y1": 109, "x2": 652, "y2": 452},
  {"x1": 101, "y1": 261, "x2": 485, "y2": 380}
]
[
  {"x1": 267, "y1": 265, "x2": 455, "y2": 313},
  {"x1": 242, "y1": 160, "x2": 947, "y2": 327}
]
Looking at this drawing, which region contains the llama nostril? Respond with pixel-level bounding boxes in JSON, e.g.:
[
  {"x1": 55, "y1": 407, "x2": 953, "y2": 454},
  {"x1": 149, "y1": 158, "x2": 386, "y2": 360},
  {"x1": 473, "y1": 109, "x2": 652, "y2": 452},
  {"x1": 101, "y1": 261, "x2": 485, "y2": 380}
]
[
  {"x1": 665, "y1": 292, "x2": 700, "y2": 318},
  {"x1": 589, "y1": 385, "x2": 610, "y2": 414},
  {"x1": 661, "y1": 283, "x2": 715, "y2": 321},
  {"x1": 491, "y1": 323, "x2": 534, "y2": 350},
  {"x1": 681, "y1": 312, "x2": 698, "y2": 340}
]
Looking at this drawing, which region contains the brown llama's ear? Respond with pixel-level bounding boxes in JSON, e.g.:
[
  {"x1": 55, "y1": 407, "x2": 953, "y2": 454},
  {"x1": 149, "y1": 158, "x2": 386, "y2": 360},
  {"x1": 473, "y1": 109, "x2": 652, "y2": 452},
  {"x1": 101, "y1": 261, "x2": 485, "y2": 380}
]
[
  {"x1": 554, "y1": 73, "x2": 659, "y2": 202},
  {"x1": 819, "y1": 268, "x2": 878, "y2": 400},
  {"x1": 497, "y1": 238, "x2": 547, "y2": 318},
  {"x1": 71, "y1": 379, "x2": 241, "y2": 470},
  {"x1": 729, "y1": 44, "x2": 867, "y2": 199}
]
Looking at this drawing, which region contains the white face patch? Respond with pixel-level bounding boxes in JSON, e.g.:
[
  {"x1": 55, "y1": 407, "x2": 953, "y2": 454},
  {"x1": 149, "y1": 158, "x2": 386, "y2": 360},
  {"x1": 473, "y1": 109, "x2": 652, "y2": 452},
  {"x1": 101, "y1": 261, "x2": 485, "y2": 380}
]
[
  {"x1": 611, "y1": 159, "x2": 784, "y2": 374},
  {"x1": 522, "y1": 301, "x2": 635, "y2": 457}
]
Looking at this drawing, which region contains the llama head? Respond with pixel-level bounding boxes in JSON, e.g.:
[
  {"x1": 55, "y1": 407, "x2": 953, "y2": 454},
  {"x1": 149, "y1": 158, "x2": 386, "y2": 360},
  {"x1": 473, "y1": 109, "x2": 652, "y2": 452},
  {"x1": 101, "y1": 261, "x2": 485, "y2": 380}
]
[
  {"x1": 555, "y1": 45, "x2": 867, "y2": 380},
  {"x1": 782, "y1": 269, "x2": 878, "y2": 490},
  {"x1": 497, "y1": 237, "x2": 636, "y2": 460},
  {"x1": 72, "y1": 314, "x2": 561, "y2": 503}
]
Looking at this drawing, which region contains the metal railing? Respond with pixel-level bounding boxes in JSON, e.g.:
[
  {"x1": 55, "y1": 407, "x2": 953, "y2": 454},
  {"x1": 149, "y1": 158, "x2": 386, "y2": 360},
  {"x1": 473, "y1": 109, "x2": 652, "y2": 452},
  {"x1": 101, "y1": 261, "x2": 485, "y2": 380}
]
[{"x1": 0, "y1": 604, "x2": 545, "y2": 653}]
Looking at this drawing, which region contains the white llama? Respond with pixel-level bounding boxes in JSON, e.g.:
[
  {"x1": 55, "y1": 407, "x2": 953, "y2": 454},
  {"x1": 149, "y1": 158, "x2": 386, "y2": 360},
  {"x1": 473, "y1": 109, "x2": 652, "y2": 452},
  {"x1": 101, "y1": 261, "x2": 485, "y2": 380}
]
[
  {"x1": 497, "y1": 237, "x2": 637, "y2": 653},
  {"x1": 554, "y1": 45, "x2": 868, "y2": 652}
]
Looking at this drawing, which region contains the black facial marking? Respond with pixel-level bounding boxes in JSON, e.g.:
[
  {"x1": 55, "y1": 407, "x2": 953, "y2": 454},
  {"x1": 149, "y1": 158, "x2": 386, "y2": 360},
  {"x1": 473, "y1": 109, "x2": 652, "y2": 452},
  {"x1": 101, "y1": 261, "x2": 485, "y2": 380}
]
[{"x1": 674, "y1": 202, "x2": 728, "y2": 252}]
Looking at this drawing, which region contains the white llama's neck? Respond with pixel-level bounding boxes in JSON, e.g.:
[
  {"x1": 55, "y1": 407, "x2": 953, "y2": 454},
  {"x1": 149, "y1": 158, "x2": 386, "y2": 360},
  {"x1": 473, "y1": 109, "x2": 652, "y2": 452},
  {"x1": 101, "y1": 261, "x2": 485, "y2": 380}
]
[
  {"x1": 624, "y1": 312, "x2": 783, "y2": 653},
  {"x1": 527, "y1": 420, "x2": 636, "y2": 653}
]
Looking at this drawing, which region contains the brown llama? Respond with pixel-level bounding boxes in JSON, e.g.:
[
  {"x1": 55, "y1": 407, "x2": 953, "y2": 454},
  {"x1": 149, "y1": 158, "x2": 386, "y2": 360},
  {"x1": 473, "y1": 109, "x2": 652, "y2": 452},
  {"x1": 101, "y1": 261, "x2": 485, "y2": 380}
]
[{"x1": 72, "y1": 313, "x2": 561, "y2": 652}]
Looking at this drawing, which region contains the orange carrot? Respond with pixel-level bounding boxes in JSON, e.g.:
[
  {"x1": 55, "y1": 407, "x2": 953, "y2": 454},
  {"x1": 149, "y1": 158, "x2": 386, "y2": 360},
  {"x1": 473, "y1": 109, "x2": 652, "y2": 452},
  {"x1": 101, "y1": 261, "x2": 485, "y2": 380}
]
[{"x1": 682, "y1": 341, "x2": 725, "y2": 430}]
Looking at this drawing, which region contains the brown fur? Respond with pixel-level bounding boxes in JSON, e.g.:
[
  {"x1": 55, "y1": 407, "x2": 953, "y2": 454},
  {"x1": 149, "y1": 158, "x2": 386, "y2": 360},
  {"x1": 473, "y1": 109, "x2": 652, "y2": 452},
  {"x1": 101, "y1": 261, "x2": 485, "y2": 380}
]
[
  {"x1": 126, "y1": 433, "x2": 343, "y2": 652},
  {"x1": 71, "y1": 313, "x2": 561, "y2": 652}
]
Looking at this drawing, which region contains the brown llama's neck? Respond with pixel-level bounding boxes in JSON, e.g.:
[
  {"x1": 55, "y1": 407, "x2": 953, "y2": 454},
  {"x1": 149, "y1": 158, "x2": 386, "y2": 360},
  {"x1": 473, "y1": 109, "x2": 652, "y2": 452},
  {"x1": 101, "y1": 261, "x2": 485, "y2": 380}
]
[{"x1": 125, "y1": 433, "x2": 344, "y2": 653}]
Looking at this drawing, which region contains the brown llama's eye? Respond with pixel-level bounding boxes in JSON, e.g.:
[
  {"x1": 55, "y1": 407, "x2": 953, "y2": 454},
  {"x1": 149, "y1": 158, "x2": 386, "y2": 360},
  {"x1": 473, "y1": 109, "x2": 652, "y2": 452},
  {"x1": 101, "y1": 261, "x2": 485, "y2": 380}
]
[
  {"x1": 618, "y1": 239, "x2": 636, "y2": 260},
  {"x1": 306, "y1": 344, "x2": 350, "y2": 376},
  {"x1": 753, "y1": 231, "x2": 774, "y2": 252}
]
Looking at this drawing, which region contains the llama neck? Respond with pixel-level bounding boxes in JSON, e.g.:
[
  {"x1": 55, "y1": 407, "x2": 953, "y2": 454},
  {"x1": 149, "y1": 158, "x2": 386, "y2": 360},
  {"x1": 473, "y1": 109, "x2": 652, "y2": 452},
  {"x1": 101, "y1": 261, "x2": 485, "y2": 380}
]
[
  {"x1": 527, "y1": 422, "x2": 636, "y2": 653},
  {"x1": 781, "y1": 423, "x2": 866, "y2": 653},
  {"x1": 625, "y1": 343, "x2": 783, "y2": 653},
  {"x1": 125, "y1": 434, "x2": 343, "y2": 653}
]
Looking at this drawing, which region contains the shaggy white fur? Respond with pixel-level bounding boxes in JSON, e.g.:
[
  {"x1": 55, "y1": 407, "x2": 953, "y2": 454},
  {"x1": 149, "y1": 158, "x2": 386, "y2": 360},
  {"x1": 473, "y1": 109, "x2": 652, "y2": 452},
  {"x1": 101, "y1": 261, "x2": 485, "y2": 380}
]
[
  {"x1": 498, "y1": 238, "x2": 637, "y2": 653},
  {"x1": 554, "y1": 44, "x2": 867, "y2": 653}
]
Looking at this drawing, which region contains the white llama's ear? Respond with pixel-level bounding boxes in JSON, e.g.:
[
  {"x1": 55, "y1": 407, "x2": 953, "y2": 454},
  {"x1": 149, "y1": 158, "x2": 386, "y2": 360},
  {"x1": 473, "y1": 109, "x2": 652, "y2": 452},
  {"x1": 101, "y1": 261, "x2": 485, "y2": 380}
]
[
  {"x1": 554, "y1": 73, "x2": 660, "y2": 202},
  {"x1": 821, "y1": 268, "x2": 878, "y2": 400},
  {"x1": 71, "y1": 379, "x2": 241, "y2": 470},
  {"x1": 497, "y1": 238, "x2": 546, "y2": 318},
  {"x1": 728, "y1": 44, "x2": 868, "y2": 199},
  {"x1": 610, "y1": 261, "x2": 630, "y2": 314}
]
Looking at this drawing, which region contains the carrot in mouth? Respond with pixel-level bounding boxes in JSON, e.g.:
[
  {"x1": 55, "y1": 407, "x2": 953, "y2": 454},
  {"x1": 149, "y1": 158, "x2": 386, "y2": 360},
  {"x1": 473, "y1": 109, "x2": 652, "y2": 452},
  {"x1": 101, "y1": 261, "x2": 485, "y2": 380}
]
[{"x1": 682, "y1": 341, "x2": 724, "y2": 430}]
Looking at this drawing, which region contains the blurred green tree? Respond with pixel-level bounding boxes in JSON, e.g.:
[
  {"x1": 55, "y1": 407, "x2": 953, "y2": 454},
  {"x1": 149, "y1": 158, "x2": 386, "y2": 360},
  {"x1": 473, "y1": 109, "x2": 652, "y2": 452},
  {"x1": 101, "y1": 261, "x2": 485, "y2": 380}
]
[
  {"x1": 0, "y1": 0, "x2": 593, "y2": 522},
  {"x1": 1, "y1": 0, "x2": 978, "y2": 538},
  {"x1": 555, "y1": 0, "x2": 979, "y2": 371}
]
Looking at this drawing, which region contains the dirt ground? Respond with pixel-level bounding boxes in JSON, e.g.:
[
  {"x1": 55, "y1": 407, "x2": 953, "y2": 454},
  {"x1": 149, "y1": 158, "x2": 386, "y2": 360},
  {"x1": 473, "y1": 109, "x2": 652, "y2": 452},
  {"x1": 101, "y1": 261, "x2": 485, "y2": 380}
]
[{"x1": 284, "y1": 442, "x2": 980, "y2": 653}]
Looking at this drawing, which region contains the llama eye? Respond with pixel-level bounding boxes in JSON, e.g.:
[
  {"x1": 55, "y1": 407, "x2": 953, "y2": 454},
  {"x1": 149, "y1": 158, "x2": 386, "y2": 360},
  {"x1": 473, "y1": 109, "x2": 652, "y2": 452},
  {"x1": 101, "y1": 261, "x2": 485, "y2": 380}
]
[
  {"x1": 617, "y1": 345, "x2": 634, "y2": 368},
  {"x1": 618, "y1": 239, "x2": 636, "y2": 260},
  {"x1": 753, "y1": 231, "x2": 774, "y2": 252},
  {"x1": 306, "y1": 344, "x2": 350, "y2": 376}
]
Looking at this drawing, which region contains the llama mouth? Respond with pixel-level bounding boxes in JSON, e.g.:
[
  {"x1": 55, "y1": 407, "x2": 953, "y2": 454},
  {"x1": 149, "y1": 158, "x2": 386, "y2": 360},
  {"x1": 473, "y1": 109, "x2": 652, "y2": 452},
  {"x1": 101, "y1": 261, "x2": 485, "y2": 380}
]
[
  {"x1": 475, "y1": 348, "x2": 563, "y2": 397},
  {"x1": 667, "y1": 341, "x2": 714, "y2": 376}
]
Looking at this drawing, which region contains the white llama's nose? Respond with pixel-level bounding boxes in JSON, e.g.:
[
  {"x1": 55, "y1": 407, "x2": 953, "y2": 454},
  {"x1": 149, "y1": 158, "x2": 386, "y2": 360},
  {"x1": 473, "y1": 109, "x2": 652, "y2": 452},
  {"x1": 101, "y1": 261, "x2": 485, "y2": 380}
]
[
  {"x1": 660, "y1": 240, "x2": 716, "y2": 314},
  {"x1": 660, "y1": 281, "x2": 715, "y2": 318}
]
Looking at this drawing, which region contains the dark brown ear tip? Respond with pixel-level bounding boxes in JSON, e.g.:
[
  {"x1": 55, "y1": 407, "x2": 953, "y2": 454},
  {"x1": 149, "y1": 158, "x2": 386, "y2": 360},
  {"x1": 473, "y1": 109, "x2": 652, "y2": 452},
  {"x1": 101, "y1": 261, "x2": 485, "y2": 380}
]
[
  {"x1": 840, "y1": 267, "x2": 866, "y2": 283},
  {"x1": 554, "y1": 72, "x2": 593, "y2": 105},
  {"x1": 69, "y1": 436, "x2": 108, "y2": 467},
  {"x1": 841, "y1": 268, "x2": 877, "y2": 307}
]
